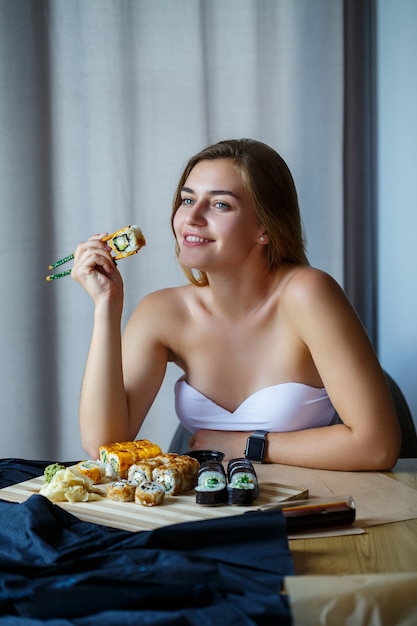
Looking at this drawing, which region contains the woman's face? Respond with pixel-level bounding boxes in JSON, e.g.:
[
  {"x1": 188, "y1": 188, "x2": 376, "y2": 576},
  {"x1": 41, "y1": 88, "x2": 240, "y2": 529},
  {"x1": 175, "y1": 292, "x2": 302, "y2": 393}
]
[{"x1": 173, "y1": 158, "x2": 266, "y2": 274}]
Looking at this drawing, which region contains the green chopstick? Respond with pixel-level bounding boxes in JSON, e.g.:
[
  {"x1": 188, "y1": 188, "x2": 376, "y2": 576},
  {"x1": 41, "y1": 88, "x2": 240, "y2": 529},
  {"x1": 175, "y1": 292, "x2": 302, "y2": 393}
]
[
  {"x1": 46, "y1": 252, "x2": 75, "y2": 281},
  {"x1": 48, "y1": 253, "x2": 75, "y2": 270},
  {"x1": 46, "y1": 269, "x2": 72, "y2": 282}
]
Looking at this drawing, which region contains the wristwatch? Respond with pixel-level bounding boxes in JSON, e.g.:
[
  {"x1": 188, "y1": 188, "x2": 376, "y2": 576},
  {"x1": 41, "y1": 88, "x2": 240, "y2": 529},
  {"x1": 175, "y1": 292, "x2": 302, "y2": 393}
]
[{"x1": 244, "y1": 430, "x2": 269, "y2": 463}]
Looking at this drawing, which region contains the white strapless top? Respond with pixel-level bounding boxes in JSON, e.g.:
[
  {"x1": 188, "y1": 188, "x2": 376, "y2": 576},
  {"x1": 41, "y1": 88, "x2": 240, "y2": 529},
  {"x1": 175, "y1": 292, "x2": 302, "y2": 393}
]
[{"x1": 174, "y1": 376, "x2": 337, "y2": 433}]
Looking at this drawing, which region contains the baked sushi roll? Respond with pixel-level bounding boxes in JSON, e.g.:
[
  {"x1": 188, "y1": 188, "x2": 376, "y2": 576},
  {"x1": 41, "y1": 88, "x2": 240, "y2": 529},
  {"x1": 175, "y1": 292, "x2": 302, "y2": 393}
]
[
  {"x1": 181, "y1": 456, "x2": 200, "y2": 491},
  {"x1": 156, "y1": 453, "x2": 181, "y2": 464},
  {"x1": 129, "y1": 439, "x2": 162, "y2": 457},
  {"x1": 195, "y1": 461, "x2": 228, "y2": 506},
  {"x1": 97, "y1": 439, "x2": 163, "y2": 464},
  {"x1": 127, "y1": 462, "x2": 155, "y2": 485},
  {"x1": 135, "y1": 481, "x2": 165, "y2": 507},
  {"x1": 103, "y1": 225, "x2": 146, "y2": 260},
  {"x1": 167, "y1": 454, "x2": 200, "y2": 492},
  {"x1": 152, "y1": 463, "x2": 184, "y2": 495},
  {"x1": 98, "y1": 439, "x2": 162, "y2": 478},
  {"x1": 107, "y1": 448, "x2": 138, "y2": 479},
  {"x1": 106, "y1": 480, "x2": 136, "y2": 502},
  {"x1": 76, "y1": 460, "x2": 106, "y2": 484}
]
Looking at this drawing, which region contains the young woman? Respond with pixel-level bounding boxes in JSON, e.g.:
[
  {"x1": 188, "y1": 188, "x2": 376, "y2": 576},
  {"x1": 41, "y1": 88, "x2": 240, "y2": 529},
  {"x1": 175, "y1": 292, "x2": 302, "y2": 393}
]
[{"x1": 72, "y1": 138, "x2": 401, "y2": 469}]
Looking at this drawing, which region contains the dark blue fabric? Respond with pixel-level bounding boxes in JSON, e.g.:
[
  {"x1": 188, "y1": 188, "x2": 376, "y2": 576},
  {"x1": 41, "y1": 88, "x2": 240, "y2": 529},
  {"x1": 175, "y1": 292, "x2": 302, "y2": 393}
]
[
  {"x1": 0, "y1": 458, "x2": 75, "y2": 488},
  {"x1": 0, "y1": 460, "x2": 293, "y2": 625}
]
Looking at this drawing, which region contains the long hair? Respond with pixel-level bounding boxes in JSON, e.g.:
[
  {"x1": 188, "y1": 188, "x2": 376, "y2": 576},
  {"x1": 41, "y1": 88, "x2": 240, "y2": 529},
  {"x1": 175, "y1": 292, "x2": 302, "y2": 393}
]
[{"x1": 171, "y1": 138, "x2": 309, "y2": 286}]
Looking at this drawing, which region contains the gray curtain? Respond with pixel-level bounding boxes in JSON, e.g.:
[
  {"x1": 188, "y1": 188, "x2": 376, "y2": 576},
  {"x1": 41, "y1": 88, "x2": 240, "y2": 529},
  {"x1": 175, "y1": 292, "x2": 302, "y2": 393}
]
[
  {"x1": 0, "y1": 0, "x2": 343, "y2": 461},
  {"x1": 343, "y1": 0, "x2": 378, "y2": 346}
]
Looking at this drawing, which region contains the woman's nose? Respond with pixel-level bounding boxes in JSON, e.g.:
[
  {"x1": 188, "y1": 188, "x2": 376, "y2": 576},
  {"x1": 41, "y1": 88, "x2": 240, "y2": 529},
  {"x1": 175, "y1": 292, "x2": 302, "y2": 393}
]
[{"x1": 186, "y1": 200, "x2": 207, "y2": 224}]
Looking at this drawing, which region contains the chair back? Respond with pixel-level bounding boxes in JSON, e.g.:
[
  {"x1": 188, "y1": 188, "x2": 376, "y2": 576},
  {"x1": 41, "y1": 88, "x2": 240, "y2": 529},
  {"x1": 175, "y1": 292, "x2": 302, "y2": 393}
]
[{"x1": 384, "y1": 372, "x2": 417, "y2": 458}]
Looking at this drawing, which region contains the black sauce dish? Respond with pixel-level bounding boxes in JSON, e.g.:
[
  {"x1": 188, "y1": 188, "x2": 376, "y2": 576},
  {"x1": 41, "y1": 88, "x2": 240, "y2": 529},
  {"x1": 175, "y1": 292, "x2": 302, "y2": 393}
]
[{"x1": 186, "y1": 450, "x2": 225, "y2": 463}]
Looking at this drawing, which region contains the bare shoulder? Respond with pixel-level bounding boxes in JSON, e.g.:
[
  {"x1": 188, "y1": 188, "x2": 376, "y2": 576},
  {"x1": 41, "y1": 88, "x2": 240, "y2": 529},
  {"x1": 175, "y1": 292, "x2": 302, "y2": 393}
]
[
  {"x1": 122, "y1": 285, "x2": 197, "y2": 365},
  {"x1": 126, "y1": 285, "x2": 199, "y2": 337},
  {"x1": 280, "y1": 265, "x2": 346, "y2": 309},
  {"x1": 134, "y1": 284, "x2": 197, "y2": 317},
  {"x1": 278, "y1": 265, "x2": 361, "y2": 341}
]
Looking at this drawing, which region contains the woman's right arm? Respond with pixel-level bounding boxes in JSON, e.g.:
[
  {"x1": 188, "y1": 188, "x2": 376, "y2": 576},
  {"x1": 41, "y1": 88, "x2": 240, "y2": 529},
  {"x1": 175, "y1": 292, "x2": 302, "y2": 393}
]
[
  {"x1": 71, "y1": 235, "x2": 168, "y2": 458},
  {"x1": 71, "y1": 234, "x2": 129, "y2": 457}
]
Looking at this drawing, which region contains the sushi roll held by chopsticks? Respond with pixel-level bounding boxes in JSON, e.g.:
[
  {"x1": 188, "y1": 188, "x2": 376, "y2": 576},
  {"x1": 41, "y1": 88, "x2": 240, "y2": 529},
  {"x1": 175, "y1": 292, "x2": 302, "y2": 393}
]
[
  {"x1": 103, "y1": 225, "x2": 146, "y2": 260},
  {"x1": 46, "y1": 225, "x2": 146, "y2": 281}
]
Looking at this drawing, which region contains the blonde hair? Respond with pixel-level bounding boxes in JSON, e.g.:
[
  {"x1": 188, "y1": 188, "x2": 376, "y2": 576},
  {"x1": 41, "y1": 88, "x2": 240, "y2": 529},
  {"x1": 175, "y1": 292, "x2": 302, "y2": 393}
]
[{"x1": 171, "y1": 138, "x2": 308, "y2": 286}]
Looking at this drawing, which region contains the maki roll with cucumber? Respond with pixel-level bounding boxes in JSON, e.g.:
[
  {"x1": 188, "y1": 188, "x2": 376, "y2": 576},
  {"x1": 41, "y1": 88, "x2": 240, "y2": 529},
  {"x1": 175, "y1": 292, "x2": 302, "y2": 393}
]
[
  {"x1": 227, "y1": 458, "x2": 259, "y2": 506},
  {"x1": 195, "y1": 460, "x2": 228, "y2": 506}
]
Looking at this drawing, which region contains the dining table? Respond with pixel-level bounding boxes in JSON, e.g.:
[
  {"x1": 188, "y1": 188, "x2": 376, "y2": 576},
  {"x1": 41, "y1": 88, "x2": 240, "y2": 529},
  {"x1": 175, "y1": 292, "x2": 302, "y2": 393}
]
[
  {"x1": 280, "y1": 458, "x2": 417, "y2": 625},
  {"x1": 1, "y1": 456, "x2": 416, "y2": 625},
  {"x1": 286, "y1": 458, "x2": 417, "y2": 575}
]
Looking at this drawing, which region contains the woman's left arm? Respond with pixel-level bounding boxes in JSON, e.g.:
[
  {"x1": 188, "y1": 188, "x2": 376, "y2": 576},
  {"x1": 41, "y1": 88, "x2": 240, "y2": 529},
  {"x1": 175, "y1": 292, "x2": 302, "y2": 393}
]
[{"x1": 274, "y1": 268, "x2": 401, "y2": 470}]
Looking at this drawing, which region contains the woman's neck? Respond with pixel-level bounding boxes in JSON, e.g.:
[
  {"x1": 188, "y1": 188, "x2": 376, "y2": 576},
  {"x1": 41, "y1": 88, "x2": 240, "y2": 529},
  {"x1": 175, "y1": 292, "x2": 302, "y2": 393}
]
[{"x1": 204, "y1": 264, "x2": 282, "y2": 321}]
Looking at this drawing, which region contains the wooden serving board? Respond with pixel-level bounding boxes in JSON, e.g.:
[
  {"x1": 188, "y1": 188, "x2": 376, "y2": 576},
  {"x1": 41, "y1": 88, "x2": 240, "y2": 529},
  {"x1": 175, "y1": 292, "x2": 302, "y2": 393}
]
[{"x1": 0, "y1": 475, "x2": 308, "y2": 533}]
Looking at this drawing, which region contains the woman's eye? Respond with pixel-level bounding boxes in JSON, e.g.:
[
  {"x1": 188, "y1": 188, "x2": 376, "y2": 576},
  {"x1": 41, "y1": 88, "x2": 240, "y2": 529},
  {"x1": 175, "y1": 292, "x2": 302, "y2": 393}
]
[
  {"x1": 214, "y1": 201, "x2": 229, "y2": 210},
  {"x1": 181, "y1": 197, "x2": 194, "y2": 206}
]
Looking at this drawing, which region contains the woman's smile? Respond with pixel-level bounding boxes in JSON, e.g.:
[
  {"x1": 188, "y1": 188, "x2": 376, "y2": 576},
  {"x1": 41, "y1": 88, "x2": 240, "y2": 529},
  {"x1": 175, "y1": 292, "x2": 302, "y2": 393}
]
[{"x1": 183, "y1": 233, "x2": 212, "y2": 245}]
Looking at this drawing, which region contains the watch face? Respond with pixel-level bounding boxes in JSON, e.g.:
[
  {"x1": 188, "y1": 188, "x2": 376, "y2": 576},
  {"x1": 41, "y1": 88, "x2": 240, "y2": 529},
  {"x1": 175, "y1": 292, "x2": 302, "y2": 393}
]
[{"x1": 246, "y1": 437, "x2": 266, "y2": 462}]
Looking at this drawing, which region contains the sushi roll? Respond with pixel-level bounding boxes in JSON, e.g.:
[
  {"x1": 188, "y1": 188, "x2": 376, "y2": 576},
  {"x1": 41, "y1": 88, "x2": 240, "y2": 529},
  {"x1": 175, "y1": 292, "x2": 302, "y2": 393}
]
[
  {"x1": 107, "y1": 448, "x2": 138, "y2": 479},
  {"x1": 227, "y1": 480, "x2": 257, "y2": 506},
  {"x1": 76, "y1": 460, "x2": 106, "y2": 484},
  {"x1": 227, "y1": 458, "x2": 259, "y2": 505},
  {"x1": 197, "y1": 460, "x2": 227, "y2": 486},
  {"x1": 98, "y1": 439, "x2": 162, "y2": 478},
  {"x1": 127, "y1": 462, "x2": 155, "y2": 485},
  {"x1": 168, "y1": 454, "x2": 200, "y2": 492},
  {"x1": 152, "y1": 463, "x2": 184, "y2": 495},
  {"x1": 182, "y1": 456, "x2": 201, "y2": 491},
  {"x1": 104, "y1": 225, "x2": 146, "y2": 260},
  {"x1": 128, "y1": 439, "x2": 162, "y2": 459},
  {"x1": 227, "y1": 457, "x2": 254, "y2": 478},
  {"x1": 227, "y1": 458, "x2": 258, "y2": 483},
  {"x1": 156, "y1": 453, "x2": 181, "y2": 464},
  {"x1": 135, "y1": 481, "x2": 165, "y2": 507},
  {"x1": 195, "y1": 461, "x2": 228, "y2": 506},
  {"x1": 106, "y1": 480, "x2": 136, "y2": 502}
]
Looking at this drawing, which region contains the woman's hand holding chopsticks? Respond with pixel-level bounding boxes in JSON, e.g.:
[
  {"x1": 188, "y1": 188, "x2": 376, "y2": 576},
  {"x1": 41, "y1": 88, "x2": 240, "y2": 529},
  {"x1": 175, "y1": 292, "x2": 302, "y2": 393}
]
[
  {"x1": 70, "y1": 234, "x2": 124, "y2": 305},
  {"x1": 46, "y1": 225, "x2": 145, "y2": 282},
  {"x1": 46, "y1": 232, "x2": 112, "y2": 283}
]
